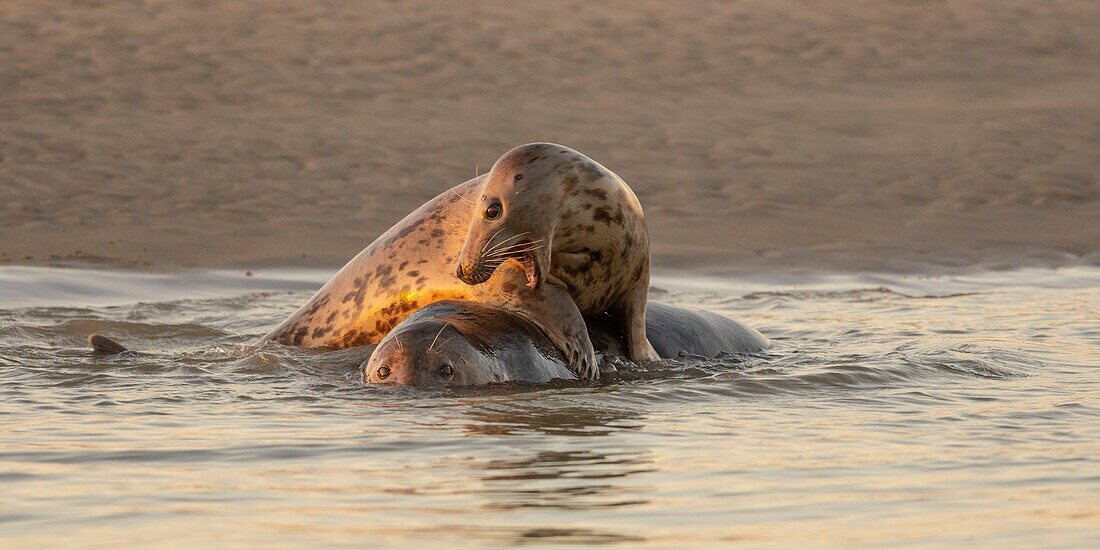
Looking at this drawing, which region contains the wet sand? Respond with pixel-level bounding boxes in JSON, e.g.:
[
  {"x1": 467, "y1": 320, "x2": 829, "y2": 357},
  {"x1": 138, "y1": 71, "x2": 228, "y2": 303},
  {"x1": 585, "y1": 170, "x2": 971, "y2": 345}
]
[{"x1": 1, "y1": 1, "x2": 1098, "y2": 274}]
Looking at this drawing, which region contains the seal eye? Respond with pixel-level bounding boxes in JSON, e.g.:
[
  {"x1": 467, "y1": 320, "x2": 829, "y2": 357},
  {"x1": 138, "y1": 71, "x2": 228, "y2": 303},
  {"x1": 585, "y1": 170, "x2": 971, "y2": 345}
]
[
  {"x1": 484, "y1": 203, "x2": 502, "y2": 220},
  {"x1": 376, "y1": 366, "x2": 391, "y2": 379},
  {"x1": 438, "y1": 364, "x2": 454, "y2": 377}
]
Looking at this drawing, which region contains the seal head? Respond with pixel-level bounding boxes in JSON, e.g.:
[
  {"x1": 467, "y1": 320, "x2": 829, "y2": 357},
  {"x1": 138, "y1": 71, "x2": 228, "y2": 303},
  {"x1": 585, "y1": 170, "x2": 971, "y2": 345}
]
[
  {"x1": 364, "y1": 318, "x2": 496, "y2": 387},
  {"x1": 453, "y1": 142, "x2": 659, "y2": 373},
  {"x1": 362, "y1": 300, "x2": 577, "y2": 387},
  {"x1": 454, "y1": 143, "x2": 567, "y2": 289}
]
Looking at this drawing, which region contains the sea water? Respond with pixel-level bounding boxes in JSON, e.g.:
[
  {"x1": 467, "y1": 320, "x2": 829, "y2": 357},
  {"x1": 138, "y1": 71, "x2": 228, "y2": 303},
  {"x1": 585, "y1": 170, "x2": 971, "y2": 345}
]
[{"x1": 1, "y1": 266, "x2": 1097, "y2": 547}]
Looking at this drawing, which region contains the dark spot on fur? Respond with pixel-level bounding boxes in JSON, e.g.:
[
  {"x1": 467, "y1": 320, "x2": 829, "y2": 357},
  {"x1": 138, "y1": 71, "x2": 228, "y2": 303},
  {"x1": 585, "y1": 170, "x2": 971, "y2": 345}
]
[
  {"x1": 341, "y1": 329, "x2": 370, "y2": 347},
  {"x1": 430, "y1": 229, "x2": 444, "y2": 239},
  {"x1": 407, "y1": 270, "x2": 419, "y2": 277},
  {"x1": 384, "y1": 217, "x2": 426, "y2": 246},
  {"x1": 562, "y1": 176, "x2": 579, "y2": 195},
  {"x1": 622, "y1": 232, "x2": 635, "y2": 259},
  {"x1": 291, "y1": 326, "x2": 308, "y2": 345},
  {"x1": 592, "y1": 206, "x2": 614, "y2": 225},
  {"x1": 304, "y1": 294, "x2": 330, "y2": 316},
  {"x1": 583, "y1": 188, "x2": 607, "y2": 200}
]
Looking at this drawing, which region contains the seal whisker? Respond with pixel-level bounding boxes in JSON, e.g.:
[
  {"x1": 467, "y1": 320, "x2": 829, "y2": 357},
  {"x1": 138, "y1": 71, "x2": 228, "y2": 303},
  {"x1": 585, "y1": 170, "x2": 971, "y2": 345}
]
[
  {"x1": 449, "y1": 188, "x2": 476, "y2": 207},
  {"x1": 428, "y1": 322, "x2": 450, "y2": 352},
  {"x1": 482, "y1": 242, "x2": 546, "y2": 260},
  {"x1": 481, "y1": 227, "x2": 508, "y2": 255},
  {"x1": 487, "y1": 231, "x2": 530, "y2": 250},
  {"x1": 483, "y1": 240, "x2": 545, "y2": 257},
  {"x1": 483, "y1": 231, "x2": 531, "y2": 257},
  {"x1": 483, "y1": 249, "x2": 543, "y2": 262},
  {"x1": 484, "y1": 238, "x2": 544, "y2": 253}
]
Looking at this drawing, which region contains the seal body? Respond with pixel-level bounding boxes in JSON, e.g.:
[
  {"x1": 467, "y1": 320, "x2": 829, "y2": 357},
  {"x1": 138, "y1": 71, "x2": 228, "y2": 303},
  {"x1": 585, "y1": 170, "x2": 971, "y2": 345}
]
[
  {"x1": 364, "y1": 300, "x2": 769, "y2": 388},
  {"x1": 587, "y1": 302, "x2": 770, "y2": 358},
  {"x1": 262, "y1": 174, "x2": 591, "y2": 368},
  {"x1": 263, "y1": 176, "x2": 484, "y2": 348},
  {"x1": 455, "y1": 143, "x2": 658, "y2": 379}
]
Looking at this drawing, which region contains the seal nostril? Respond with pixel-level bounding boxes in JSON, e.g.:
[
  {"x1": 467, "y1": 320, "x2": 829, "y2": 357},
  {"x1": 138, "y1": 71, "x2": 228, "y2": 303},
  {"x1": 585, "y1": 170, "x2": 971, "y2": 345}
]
[
  {"x1": 439, "y1": 364, "x2": 454, "y2": 377},
  {"x1": 376, "y1": 366, "x2": 391, "y2": 379}
]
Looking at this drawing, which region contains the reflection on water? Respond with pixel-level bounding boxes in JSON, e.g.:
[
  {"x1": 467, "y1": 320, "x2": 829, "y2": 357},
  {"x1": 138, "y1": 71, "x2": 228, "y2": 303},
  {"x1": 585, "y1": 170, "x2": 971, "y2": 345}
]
[{"x1": 0, "y1": 266, "x2": 1098, "y2": 547}]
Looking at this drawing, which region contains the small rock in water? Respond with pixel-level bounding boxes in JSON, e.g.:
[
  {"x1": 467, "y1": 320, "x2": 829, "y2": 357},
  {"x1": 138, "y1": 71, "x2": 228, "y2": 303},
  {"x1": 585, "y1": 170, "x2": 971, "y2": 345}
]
[
  {"x1": 89, "y1": 334, "x2": 127, "y2": 355},
  {"x1": 245, "y1": 270, "x2": 253, "y2": 277}
]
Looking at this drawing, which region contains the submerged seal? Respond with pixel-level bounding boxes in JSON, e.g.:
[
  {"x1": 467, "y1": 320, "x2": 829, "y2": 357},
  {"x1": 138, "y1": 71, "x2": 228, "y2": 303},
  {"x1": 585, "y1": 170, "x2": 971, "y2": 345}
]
[
  {"x1": 455, "y1": 143, "x2": 659, "y2": 377},
  {"x1": 363, "y1": 300, "x2": 769, "y2": 387},
  {"x1": 265, "y1": 143, "x2": 653, "y2": 380}
]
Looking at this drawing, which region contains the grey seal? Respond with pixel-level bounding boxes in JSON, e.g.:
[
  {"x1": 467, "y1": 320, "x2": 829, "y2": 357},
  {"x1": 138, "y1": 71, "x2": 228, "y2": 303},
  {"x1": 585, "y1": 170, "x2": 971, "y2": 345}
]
[{"x1": 363, "y1": 300, "x2": 769, "y2": 387}]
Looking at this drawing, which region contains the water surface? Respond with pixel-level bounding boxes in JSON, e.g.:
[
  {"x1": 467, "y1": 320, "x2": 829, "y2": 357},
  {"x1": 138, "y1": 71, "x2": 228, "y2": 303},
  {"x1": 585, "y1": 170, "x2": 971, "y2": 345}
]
[{"x1": 1, "y1": 266, "x2": 1098, "y2": 547}]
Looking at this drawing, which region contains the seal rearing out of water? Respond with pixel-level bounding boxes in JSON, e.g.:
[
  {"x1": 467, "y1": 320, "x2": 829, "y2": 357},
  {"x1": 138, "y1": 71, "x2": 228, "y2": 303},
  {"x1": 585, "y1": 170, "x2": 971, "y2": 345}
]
[
  {"x1": 263, "y1": 144, "x2": 653, "y2": 380},
  {"x1": 455, "y1": 143, "x2": 659, "y2": 377}
]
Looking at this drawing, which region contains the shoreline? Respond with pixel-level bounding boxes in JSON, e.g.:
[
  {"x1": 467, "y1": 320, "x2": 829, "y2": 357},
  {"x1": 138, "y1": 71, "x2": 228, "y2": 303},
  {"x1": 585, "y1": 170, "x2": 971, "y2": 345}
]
[{"x1": 4, "y1": 262, "x2": 1098, "y2": 311}]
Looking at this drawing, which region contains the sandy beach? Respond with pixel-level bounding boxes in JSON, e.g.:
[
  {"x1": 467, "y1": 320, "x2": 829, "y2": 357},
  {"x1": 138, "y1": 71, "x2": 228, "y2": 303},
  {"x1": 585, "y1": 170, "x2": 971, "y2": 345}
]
[{"x1": 1, "y1": 0, "x2": 1098, "y2": 275}]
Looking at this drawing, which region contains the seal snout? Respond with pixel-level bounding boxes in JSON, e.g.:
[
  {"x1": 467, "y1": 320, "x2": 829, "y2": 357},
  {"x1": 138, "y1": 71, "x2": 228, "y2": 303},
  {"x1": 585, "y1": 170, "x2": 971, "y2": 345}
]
[{"x1": 456, "y1": 261, "x2": 492, "y2": 285}]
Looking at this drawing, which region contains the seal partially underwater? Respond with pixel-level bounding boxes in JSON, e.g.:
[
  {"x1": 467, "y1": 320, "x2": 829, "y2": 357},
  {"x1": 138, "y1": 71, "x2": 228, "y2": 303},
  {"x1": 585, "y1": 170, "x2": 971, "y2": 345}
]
[{"x1": 363, "y1": 300, "x2": 769, "y2": 387}]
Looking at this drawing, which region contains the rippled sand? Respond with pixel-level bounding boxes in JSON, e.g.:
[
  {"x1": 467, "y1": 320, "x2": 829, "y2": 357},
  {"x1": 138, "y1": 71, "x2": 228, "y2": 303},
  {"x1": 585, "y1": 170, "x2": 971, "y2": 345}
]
[{"x1": 1, "y1": 267, "x2": 1097, "y2": 546}]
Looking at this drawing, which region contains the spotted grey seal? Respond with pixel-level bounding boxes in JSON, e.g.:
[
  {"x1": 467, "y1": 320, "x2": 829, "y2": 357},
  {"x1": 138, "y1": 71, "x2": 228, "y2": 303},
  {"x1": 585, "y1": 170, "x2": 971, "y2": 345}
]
[
  {"x1": 455, "y1": 143, "x2": 659, "y2": 379},
  {"x1": 266, "y1": 144, "x2": 656, "y2": 380}
]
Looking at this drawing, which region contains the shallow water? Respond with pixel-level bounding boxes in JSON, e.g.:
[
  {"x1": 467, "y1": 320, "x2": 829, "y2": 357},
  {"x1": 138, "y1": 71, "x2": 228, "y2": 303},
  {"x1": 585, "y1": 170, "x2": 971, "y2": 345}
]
[{"x1": 1, "y1": 265, "x2": 1098, "y2": 547}]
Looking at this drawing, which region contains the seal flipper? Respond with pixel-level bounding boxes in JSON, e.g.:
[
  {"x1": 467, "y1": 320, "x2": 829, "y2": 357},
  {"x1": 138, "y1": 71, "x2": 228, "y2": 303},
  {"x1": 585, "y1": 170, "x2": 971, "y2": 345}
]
[
  {"x1": 480, "y1": 277, "x2": 599, "y2": 380},
  {"x1": 617, "y1": 280, "x2": 660, "y2": 362},
  {"x1": 88, "y1": 334, "x2": 128, "y2": 354}
]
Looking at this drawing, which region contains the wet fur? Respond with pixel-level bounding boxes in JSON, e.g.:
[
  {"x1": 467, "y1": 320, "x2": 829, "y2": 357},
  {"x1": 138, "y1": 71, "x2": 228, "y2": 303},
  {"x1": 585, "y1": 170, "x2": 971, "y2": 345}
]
[
  {"x1": 264, "y1": 144, "x2": 657, "y2": 382},
  {"x1": 455, "y1": 143, "x2": 659, "y2": 377},
  {"x1": 262, "y1": 168, "x2": 592, "y2": 364},
  {"x1": 365, "y1": 300, "x2": 770, "y2": 387},
  {"x1": 263, "y1": 176, "x2": 488, "y2": 348}
]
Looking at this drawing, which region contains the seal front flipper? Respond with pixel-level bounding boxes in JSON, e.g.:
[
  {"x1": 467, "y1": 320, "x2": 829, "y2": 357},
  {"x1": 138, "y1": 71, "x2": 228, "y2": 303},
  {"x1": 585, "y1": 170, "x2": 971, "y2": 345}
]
[
  {"x1": 617, "y1": 278, "x2": 660, "y2": 362},
  {"x1": 88, "y1": 334, "x2": 128, "y2": 354},
  {"x1": 483, "y1": 278, "x2": 599, "y2": 381}
]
